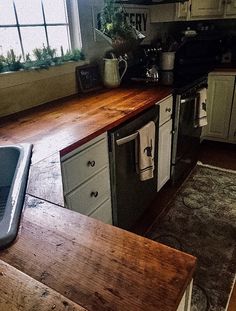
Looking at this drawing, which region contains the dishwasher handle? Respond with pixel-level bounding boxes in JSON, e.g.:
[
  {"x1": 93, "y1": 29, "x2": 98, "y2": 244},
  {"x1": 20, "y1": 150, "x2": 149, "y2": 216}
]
[{"x1": 116, "y1": 132, "x2": 138, "y2": 146}]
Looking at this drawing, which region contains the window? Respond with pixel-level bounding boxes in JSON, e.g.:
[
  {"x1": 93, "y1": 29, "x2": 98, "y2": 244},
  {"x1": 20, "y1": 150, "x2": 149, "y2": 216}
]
[{"x1": 0, "y1": 0, "x2": 82, "y2": 59}]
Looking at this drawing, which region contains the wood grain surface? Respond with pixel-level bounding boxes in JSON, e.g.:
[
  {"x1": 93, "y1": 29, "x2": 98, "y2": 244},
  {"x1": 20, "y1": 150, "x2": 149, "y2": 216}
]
[
  {"x1": 27, "y1": 152, "x2": 64, "y2": 206},
  {"x1": 0, "y1": 86, "x2": 172, "y2": 164},
  {"x1": 0, "y1": 195, "x2": 196, "y2": 311},
  {"x1": 0, "y1": 260, "x2": 87, "y2": 311}
]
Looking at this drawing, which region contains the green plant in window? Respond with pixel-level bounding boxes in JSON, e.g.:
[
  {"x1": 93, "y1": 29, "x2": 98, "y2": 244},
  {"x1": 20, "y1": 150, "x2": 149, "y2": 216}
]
[
  {"x1": 32, "y1": 45, "x2": 59, "y2": 69},
  {"x1": 62, "y1": 48, "x2": 85, "y2": 62},
  {"x1": 5, "y1": 49, "x2": 23, "y2": 72},
  {"x1": 0, "y1": 55, "x2": 5, "y2": 72},
  {"x1": 0, "y1": 46, "x2": 85, "y2": 73}
]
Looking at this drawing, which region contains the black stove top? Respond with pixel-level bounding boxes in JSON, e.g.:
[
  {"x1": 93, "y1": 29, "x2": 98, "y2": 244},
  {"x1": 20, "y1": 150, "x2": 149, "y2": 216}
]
[
  {"x1": 163, "y1": 72, "x2": 208, "y2": 93},
  {"x1": 128, "y1": 66, "x2": 208, "y2": 93},
  {"x1": 126, "y1": 33, "x2": 222, "y2": 93}
]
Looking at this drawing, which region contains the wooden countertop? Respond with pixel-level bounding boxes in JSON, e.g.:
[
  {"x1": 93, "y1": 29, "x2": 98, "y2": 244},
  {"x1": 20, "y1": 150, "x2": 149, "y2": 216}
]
[
  {"x1": 0, "y1": 195, "x2": 196, "y2": 311},
  {"x1": 0, "y1": 85, "x2": 197, "y2": 311},
  {"x1": 0, "y1": 85, "x2": 172, "y2": 164},
  {"x1": 0, "y1": 260, "x2": 87, "y2": 311}
]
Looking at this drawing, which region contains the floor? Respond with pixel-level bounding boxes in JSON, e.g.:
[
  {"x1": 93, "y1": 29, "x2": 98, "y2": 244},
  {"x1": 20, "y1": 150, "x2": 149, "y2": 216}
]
[{"x1": 132, "y1": 140, "x2": 236, "y2": 311}]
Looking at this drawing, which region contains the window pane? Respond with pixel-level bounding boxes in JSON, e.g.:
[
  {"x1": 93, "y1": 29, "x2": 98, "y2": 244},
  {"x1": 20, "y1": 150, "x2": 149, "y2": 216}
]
[
  {"x1": 0, "y1": 0, "x2": 16, "y2": 25},
  {"x1": 14, "y1": 0, "x2": 43, "y2": 24},
  {"x1": 43, "y1": 0, "x2": 67, "y2": 24},
  {"x1": 20, "y1": 26, "x2": 47, "y2": 57},
  {"x1": 0, "y1": 27, "x2": 22, "y2": 56},
  {"x1": 47, "y1": 25, "x2": 70, "y2": 54}
]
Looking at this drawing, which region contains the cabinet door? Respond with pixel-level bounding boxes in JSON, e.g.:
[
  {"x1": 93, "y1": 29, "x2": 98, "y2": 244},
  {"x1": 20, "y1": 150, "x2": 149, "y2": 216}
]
[
  {"x1": 229, "y1": 87, "x2": 236, "y2": 143},
  {"x1": 205, "y1": 75, "x2": 235, "y2": 140},
  {"x1": 190, "y1": 0, "x2": 224, "y2": 18},
  {"x1": 176, "y1": 2, "x2": 188, "y2": 20},
  {"x1": 158, "y1": 95, "x2": 173, "y2": 126},
  {"x1": 157, "y1": 119, "x2": 172, "y2": 192},
  {"x1": 225, "y1": 0, "x2": 236, "y2": 17},
  {"x1": 150, "y1": 4, "x2": 176, "y2": 23}
]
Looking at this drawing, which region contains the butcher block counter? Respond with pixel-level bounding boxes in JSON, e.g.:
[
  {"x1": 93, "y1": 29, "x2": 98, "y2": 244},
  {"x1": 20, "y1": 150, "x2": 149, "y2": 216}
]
[{"x1": 0, "y1": 85, "x2": 196, "y2": 311}]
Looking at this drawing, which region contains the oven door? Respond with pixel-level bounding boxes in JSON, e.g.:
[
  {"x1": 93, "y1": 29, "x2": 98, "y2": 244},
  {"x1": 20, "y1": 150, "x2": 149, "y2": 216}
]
[{"x1": 171, "y1": 94, "x2": 201, "y2": 182}]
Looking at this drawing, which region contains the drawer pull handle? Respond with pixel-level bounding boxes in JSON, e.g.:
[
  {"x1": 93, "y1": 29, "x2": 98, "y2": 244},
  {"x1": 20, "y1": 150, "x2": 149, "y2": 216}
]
[
  {"x1": 88, "y1": 160, "x2": 96, "y2": 167},
  {"x1": 91, "y1": 191, "x2": 98, "y2": 198},
  {"x1": 166, "y1": 108, "x2": 171, "y2": 113}
]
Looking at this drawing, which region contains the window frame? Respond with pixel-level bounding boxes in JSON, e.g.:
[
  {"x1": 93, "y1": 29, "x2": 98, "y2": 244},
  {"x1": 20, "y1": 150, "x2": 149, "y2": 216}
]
[{"x1": 0, "y1": 0, "x2": 82, "y2": 59}]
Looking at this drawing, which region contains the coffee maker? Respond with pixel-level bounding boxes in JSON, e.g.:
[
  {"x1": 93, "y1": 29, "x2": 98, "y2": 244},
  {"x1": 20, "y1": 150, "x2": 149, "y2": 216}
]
[{"x1": 125, "y1": 45, "x2": 160, "y2": 83}]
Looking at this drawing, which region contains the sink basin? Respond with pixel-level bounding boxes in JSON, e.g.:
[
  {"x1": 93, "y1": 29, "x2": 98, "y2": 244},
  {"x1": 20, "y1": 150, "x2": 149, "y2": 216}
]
[{"x1": 0, "y1": 144, "x2": 32, "y2": 249}]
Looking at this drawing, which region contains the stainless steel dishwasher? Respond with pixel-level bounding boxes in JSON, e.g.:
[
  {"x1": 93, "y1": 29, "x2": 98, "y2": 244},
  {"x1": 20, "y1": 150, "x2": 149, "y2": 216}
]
[{"x1": 108, "y1": 105, "x2": 159, "y2": 230}]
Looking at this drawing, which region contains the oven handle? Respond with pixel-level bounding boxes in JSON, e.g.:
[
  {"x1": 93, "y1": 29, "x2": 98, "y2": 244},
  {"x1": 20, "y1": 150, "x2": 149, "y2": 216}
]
[{"x1": 180, "y1": 96, "x2": 196, "y2": 104}]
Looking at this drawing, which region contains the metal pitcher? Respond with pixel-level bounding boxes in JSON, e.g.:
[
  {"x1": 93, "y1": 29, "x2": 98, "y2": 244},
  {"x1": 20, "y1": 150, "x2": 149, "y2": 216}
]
[{"x1": 103, "y1": 57, "x2": 128, "y2": 88}]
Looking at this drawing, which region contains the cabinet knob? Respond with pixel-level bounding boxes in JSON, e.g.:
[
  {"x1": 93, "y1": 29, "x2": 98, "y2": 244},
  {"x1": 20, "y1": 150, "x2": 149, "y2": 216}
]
[
  {"x1": 87, "y1": 160, "x2": 96, "y2": 167},
  {"x1": 90, "y1": 191, "x2": 98, "y2": 198},
  {"x1": 166, "y1": 108, "x2": 171, "y2": 113}
]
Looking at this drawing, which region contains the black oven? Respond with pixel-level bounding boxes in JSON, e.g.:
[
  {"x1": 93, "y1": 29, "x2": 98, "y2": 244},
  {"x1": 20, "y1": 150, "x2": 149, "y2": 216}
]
[
  {"x1": 170, "y1": 35, "x2": 221, "y2": 182},
  {"x1": 171, "y1": 77, "x2": 208, "y2": 182}
]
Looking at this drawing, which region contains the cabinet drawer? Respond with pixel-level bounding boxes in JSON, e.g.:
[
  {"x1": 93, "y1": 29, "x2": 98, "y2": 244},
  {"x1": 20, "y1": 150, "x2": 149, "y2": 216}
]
[
  {"x1": 89, "y1": 199, "x2": 113, "y2": 225},
  {"x1": 65, "y1": 167, "x2": 110, "y2": 216},
  {"x1": 158, "y1": 96, "x2": 173, "y2": 126},
  {"x1": 62, "y1": 138, "x2": 108, "y2": 193}
]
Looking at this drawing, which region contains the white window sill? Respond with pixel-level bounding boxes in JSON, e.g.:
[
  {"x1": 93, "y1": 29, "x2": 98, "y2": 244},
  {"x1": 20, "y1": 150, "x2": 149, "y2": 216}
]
[
  {"x1": 0, "y1": 60, "x2": 89, "y2": 89},
  {"x1": 0, "y1": 60, "x2": 89, "y2": 118}
]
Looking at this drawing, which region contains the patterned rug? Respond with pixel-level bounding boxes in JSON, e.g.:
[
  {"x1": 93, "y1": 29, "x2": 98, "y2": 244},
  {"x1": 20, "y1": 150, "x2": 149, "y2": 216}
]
[{"x1": 146, "y1": 163, "x2": 236, "y2": 311}]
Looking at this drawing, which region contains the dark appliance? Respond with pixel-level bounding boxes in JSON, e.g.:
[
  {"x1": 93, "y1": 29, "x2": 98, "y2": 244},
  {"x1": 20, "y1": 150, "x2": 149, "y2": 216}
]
[
  {"x1": 109, "y1": 105, "x2": 159, "y2": 230},
  {"x1": 170, "y1": 34, "x2": 222, "y2": 182},
  {"x1": 171, "y1": 77, "x2": 207, "y2": 183}
]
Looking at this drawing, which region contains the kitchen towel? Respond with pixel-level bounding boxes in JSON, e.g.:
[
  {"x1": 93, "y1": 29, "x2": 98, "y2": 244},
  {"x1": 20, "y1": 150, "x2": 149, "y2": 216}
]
[
  {"x1": 197, "y1": 88, "x2": 208, "y2": 127},
  {"x1": 137, "y1": 121, "x2": 156, "y2": 181}
]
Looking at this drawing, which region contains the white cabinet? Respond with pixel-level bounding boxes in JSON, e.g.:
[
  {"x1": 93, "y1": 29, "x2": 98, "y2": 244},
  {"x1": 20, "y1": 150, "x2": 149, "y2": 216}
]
[
  {"x1": 176, "y1": 2, "x2": 189, "y2": 20},
  {"x1": 151, "y1": 0, "x2": 235, "y2": 22},
  {"x1": 229, "y1": 86, "x2": 236, "y2": 143},
  {"x1": 190, "y1": 0, "x2": 224, "y2": 19},
  {"x1": 156, "y1": 95, "x2": 173, "y2": 192},
  {"x1": 203, "y1": 72, "x2": 236, "y2": 143},
  {"x1": 177, "y1": 279, "x2": 193, "y2": 311},
  {"x1": 225, "y1": 0, "x2": 236, "y2": 17},
  {"x1": 61, "y1": 133, "x2": 113, "y2": 224},
  {"x1": 150, "y1": 3, "x2": 176, "y2": 23}
]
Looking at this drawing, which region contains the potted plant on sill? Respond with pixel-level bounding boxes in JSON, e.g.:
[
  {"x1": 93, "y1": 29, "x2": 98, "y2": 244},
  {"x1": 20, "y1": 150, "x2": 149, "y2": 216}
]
[
  {"x1": 0, "y1": 46, "x2": 85, "y2": 74},
  {"x1": 95, "y1": 0, "x2": 145, "y2": 54}
]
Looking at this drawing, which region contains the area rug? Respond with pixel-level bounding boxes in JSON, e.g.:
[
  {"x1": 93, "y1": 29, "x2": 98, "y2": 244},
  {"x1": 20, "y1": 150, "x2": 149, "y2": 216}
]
[{"x1": 146, "y1": 163, "x2": 236, "y2": 311}]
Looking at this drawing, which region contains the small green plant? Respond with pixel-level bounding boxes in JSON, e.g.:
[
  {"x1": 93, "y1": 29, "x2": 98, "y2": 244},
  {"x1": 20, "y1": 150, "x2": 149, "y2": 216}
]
[
  {"x1": 5, "y1": 49, "x2": 23, "y2": 71},
  {"x1": 62, "y1": 48, "x2": 85, "y2": 62},
  {"x1": 0, "y1": 55, "x2": 4, "y2": 72},
  {"x1": 32, "y1": 45, "x2": 58, "y2": 69}
]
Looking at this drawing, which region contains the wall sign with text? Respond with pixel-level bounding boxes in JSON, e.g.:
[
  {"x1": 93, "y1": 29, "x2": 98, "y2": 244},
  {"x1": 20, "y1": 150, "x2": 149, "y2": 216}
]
[{"x1": 124, "y1": 8, "x2": 150, "y2": 38}]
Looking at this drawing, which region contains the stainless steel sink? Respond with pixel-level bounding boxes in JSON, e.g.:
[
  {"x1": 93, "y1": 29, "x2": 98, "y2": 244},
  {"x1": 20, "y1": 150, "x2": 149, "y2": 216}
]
[{"x1": 0, "y1": 144, "x2": 32, "y2": 249}]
